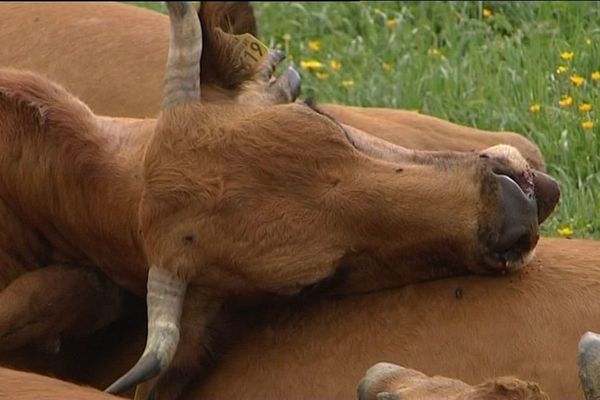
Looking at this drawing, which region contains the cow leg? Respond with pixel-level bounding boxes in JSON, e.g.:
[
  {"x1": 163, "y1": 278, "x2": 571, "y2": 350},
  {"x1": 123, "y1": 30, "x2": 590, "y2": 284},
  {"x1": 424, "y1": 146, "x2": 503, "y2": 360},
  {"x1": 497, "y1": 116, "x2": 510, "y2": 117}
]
[{"x1": 0, "y1": 265, "x2": 126, "y2": 354}]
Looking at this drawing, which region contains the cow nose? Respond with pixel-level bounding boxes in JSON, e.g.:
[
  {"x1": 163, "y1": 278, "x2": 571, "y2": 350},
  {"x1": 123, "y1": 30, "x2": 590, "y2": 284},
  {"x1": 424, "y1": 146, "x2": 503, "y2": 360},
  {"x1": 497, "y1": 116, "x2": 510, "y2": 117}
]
[
  {"x1": 533, "y1": 171, "x2": 560, "y2": 223},
  {"x1": 489, "y1": 174, "x2": 539, "y2": 270}
]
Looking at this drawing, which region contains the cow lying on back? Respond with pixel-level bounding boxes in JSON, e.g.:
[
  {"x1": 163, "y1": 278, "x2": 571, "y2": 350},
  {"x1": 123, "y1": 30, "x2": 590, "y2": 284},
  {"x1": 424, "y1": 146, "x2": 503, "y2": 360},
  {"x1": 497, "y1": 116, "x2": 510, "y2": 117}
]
[{"x1": 0, "y1": 2, "x2": 559, "y2": 399}]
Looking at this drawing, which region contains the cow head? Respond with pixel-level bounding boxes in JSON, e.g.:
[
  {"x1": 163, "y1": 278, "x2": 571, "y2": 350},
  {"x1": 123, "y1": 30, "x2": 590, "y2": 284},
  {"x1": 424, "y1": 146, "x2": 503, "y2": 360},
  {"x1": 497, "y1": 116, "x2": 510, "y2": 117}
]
[
  {"x1": 105, "y1": 1, "x2": 560, "y2": 395},
  {"x1": 358, "y1": 362, "x2": 549, "y2": 400}
]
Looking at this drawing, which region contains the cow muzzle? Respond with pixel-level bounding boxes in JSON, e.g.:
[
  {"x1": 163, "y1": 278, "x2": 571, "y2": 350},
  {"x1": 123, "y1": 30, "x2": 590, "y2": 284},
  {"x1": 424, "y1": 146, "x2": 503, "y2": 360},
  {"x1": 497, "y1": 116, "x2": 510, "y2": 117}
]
[{"x1": 484, "y1": 170, "x2": 559, "y2": 273}]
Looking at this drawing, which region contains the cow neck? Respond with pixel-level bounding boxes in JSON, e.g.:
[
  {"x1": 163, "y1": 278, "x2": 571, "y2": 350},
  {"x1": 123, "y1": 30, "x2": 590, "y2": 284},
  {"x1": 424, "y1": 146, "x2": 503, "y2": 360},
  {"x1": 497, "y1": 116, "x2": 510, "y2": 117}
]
[{"x1": 75, "y1": 116, "x2": 156, "y2": 296}]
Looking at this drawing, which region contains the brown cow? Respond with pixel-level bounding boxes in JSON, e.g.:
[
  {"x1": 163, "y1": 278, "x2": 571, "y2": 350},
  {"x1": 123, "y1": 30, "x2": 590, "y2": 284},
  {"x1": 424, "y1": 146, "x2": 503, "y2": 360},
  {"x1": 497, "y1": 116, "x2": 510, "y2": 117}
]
[
  {"x1": 101, "y1": 238, "x2": 600, "y2": 400},
  {"x1": 0, "y1": 2, "x2": 545, "y2": 171},
  {"x1": 3, "y1": 323, "x2": 600, "y2": 400},
  {"x1": 0, "y1": 363, "x2": 552, "y2": 400},
  {"x1": 1, "y1": 237, "x2": 595, "y2": 400},
  {"x1": 0, "y1": 2, "x2": 559, "y2": 400},
  {"x1": 358, "y1": 362, "x2": 549, "y2": 400}
]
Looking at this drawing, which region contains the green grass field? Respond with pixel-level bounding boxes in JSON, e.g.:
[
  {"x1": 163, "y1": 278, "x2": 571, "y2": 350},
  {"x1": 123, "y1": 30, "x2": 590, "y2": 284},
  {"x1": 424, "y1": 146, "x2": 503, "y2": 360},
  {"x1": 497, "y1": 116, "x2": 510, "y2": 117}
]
[{"x1": 135, "y1": 2, "x2": 600, "y2": 239}]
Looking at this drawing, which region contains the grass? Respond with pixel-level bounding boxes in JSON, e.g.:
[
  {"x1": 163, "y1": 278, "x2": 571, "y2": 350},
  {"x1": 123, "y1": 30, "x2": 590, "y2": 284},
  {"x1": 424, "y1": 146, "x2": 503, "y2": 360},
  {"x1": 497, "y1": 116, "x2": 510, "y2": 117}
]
[{"x1": 134, "y1": 2, "x2": 600, "y2": 239}]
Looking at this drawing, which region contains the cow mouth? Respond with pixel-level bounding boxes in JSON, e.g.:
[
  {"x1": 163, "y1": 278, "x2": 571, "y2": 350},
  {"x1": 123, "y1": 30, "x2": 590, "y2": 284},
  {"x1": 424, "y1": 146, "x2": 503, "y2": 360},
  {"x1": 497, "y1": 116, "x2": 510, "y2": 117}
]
[{"x1": 484, "y1": 237, "x2": 539, "y2": 274}]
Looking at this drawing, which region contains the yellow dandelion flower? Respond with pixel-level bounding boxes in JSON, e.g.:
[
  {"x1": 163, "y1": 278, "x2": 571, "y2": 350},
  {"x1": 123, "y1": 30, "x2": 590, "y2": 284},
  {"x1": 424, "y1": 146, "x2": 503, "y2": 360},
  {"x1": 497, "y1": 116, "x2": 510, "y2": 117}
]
[
  {"x1": 529, "y1": 103, "x2": 541, "y2": 113},
  {"x1": 559, "y1": 95, "x2": 573, "y2": 107},
  {"x1": 300, "y1": 60, "x2": 324, "y2": 70},
  {"x1": 582, "y1": 120, "x2": 594, "y2": 129},
  {"x1": 579, "y1": 102, "x2": 592, "y2": 112},
  {"x1": 570, "y1": 74, "x2": 585, "y2": 87},
  {"x1": 560, "y1": 51, "x2": 574, "y2": 61},
  {"x1": 386, "y1": 19, "x2": 397, "y2": 29},
  {"x1": 315, "y1": 72, "x2": 329, "y2": 80},
  {"x1": 586, "y1": 38, "x2": 592, "y2": 46},
  {"x1": 557, "y1": 226, "x2": 574, "y2": 238},
  {"x1": 330, "y1": 60, "x2": 342, "y2": 71},
  {"x1": 428, "y1": 48, "x2": 441, "y2": 56},
  {"x1": 592, "y1": 71, "x2": 600, "y2": 81},
  {"x1": 556, "y1": 65, "x2": 569, "y2": 74},
  {"x1": 282, "y1": 33, "x2": 291, "y2": 42},
  {"x1": 341, "y1": 80, "x2": 355, "y2": 88},
  {"x1": 308, "y1": 40, "x2": 321, "y2": 52},
  {"x1": 482, "y1": 8, "x2": 492, "y2": 18},
  {"x1": 381, "y1": 62, "x2": 392, "y2": 71}
]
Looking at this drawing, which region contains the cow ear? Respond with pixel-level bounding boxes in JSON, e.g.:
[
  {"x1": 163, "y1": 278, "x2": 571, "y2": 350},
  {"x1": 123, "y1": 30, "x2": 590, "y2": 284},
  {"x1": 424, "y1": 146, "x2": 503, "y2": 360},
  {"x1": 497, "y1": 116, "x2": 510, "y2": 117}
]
[
  {"x1": 198, "y1": 2, "x2": 257, "y2": 36},
  {"x1": 198, "y1": 2, "x2": 259, "y2": 92}
]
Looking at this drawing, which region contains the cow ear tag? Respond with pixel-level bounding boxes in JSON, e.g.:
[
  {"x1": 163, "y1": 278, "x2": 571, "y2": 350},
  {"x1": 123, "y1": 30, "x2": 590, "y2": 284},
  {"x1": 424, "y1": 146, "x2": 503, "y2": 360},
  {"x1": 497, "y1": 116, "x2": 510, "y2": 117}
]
[{"x1": 231, "y1": 33, "x2": 270, "y2": 71}]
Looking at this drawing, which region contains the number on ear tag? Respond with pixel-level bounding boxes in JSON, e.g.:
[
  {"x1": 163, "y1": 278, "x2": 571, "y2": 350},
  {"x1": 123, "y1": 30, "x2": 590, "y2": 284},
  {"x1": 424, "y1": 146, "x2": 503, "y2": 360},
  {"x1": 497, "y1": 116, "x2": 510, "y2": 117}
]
[{"x1": 231, "y1": 33, "x2": 270, "y2": 71}]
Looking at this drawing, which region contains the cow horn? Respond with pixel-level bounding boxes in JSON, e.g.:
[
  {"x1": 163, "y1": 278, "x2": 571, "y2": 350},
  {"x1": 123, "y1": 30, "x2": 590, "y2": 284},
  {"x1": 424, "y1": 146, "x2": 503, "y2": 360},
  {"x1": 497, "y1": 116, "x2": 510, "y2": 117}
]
[
  {"x1": 579, "y1": 331, "x2": 600, "y2": 400},
  {"x1": 105, "y1": 266, "x2": 187, "y2": 394},
  {"x1": 162, "y1": 1, "x2": 202, "y2": 109}
]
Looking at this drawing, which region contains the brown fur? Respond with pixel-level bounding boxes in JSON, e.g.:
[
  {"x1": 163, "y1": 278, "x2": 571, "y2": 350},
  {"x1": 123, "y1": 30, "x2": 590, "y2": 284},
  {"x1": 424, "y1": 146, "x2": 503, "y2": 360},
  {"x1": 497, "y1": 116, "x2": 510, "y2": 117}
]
[
  {"x1": 0, "y1": 2, "x2": 259, "y2": 118},
  {"x1": 0, "y1": 367, "x2": 120, "y2": 400},
  {"x1": 0, "y1": 2, "x2": 545, "y2": 170},
  {"x1": 98, "y1": 238, "x2": 598, "y2": 400},
  {"x1": 0, "y1": 238, "x2": 592, "y2": 399},
  {"x1": 0, "y1": 265, "x2": 126, "y2": 353},
  {"x1": 0, "y1": 364, "x2": 549, "y2": 400},
  {"x1": 468, "y1": 378, "x2": 549, "y2": 400}
]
